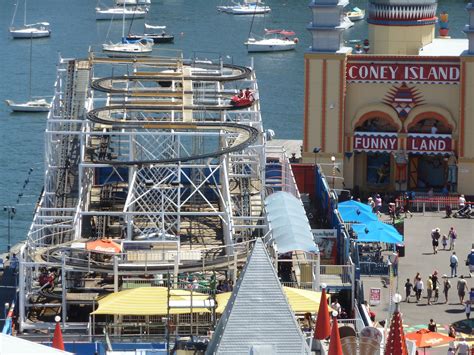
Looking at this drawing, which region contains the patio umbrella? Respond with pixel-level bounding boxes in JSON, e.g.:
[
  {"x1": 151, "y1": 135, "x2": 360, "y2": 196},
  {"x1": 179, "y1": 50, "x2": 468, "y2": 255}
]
[
  {"x1": 314, "y1": 288, "x2": 331, "y2": 340},
  {"x1": 352, "y1": 221, "x2": 403, "y2": 244},
  {"x1": 338, "y1": 200, "x2": 373, "y2": 214},
  {"x1": 338, "y1": 206, "x2": 378, "y2": 224},
  {"x1": 405, "y1": 328, "x2": 453, "y2": 353},
  {"x1": 86, "y1": 239, "x2": 122, "y2": 253}
]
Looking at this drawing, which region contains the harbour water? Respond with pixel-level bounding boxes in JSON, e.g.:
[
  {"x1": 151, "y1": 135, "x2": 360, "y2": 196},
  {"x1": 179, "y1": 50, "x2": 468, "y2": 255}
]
[{"x1": 0, "y1": 0, "x2": 468, "y2": 248}]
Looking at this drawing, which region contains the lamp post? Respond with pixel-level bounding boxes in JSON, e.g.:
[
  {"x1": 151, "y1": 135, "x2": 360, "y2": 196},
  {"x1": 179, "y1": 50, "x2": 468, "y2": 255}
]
[
  {"x1": 313, "y1": 147, "x2": 321, "y2": 166},
  {"x1": 3, "y1": 206, "x2": 16, "y2": 252},
  {"x1": 331, "y1": 156, "x2": 336, "y2": 189}
]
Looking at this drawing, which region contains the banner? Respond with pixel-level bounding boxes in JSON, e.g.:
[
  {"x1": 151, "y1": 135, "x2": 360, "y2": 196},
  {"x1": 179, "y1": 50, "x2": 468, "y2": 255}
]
[
  {"x1": 346, "y1": 62, "x2": 460, "y2": 84},
  {"x1": 312, "y1": 229, "x2": 337, "y2": 261},
  {"x1": 407, "y1": 133, "x2": 452, "y2": 154},
  {"x1": 353, "y1": 132, "x2": 398, "y2": 152}
]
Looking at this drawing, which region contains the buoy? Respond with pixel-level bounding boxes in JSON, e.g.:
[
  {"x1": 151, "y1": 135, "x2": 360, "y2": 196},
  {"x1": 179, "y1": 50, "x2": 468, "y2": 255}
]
[{"x1": 293, "y1": 37, "x2": 299, "y2": 43}]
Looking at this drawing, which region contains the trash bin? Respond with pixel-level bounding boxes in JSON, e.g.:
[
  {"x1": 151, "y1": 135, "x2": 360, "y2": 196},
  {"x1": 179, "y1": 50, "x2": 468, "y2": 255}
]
[{"x1": 396, "y1": 243, "x2": 405, "y2": 257}]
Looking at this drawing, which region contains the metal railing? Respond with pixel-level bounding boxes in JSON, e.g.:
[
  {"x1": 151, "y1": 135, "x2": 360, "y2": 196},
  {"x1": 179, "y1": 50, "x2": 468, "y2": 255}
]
[
  {"x1": 359, "y1": 261, "x2": 389, "y2": 276},
  {"x1": 320, "y1": 264, "x2": 353, "y2": 285},
  {"x1": 337, "y1": 318, "x2": 366, "y2": 334}
]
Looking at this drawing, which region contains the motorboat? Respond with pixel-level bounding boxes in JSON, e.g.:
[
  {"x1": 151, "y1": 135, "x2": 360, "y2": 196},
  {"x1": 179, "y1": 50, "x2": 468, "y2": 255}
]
[
  {"x1": 127, "y1": 24, "x2": 174, "y2": 44},
  {"x1": 116, "y1": 0, "x2": 151, "y2": 5},
  {"x1": 9, "y1": 0, "x2": 51, "y2": 39},
  {"x1": 5, "y1": 99, "x2": 51, "y2": 113},
  {"x1": 245, "y1": 29, "x2": 298, "y2": 52},
  {"x1": 96, "y1": 6, "x2": 148, "y2": 20},
  {"x1": 217, "y1": 1, "x2": 270, "y2": 15},
  {"x1": 346, "y1": 7, "x2": 365, "y2": 21}
]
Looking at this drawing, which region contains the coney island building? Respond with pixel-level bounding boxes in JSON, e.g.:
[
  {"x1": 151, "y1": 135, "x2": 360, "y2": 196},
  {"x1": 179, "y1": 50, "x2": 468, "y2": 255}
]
[{"x1": 302, "y1": 0, "x2": 474, "y2": 194}]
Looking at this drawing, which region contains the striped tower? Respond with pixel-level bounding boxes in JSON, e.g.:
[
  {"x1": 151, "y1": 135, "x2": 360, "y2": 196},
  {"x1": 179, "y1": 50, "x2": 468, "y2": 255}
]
[
  {"x1": 465, "y1": 0, "x2": 474, "y2": 54},
  {"x1": 367, "y1": 0, "x2": 438, "y2": 55}
]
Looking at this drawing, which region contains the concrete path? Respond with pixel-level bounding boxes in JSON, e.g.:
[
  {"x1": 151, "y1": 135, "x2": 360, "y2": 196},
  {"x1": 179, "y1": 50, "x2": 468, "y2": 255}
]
[{"x1": 363, "y1": 211, "x2": 474, "y2": 354}]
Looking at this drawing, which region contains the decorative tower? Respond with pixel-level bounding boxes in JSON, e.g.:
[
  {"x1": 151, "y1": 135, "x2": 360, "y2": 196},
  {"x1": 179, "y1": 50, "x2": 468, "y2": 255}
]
[
  {"x1": 307, "y1": 0, "x2": 351, "y2": 52},
  {"x1": 465, "y1": 0, "x2": 474, "y2": 54},
  {"x1": 367, "y1": 0, "x2": 438, "y2": 55}
]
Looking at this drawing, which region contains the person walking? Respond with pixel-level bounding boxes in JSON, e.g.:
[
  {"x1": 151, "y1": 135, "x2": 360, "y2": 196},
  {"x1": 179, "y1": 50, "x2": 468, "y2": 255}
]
[
  {"x1": 432, "y1": 271, "x2": 439, "y2": 302},
  {"x1": 455, "y1": 337, "x2": 470, "y2": 355},
  {"x1": 457, "y1": 276, "x2": 468, "y2": 304},
  {"x1": 466, "y1": 249, "x2": 474, "y2": 277},
  {"x1": 442, "y1": 234, "x2": 448, "y2": 250},
  {"x1": 375, "y1": 194, "x2": 382, "y2": 216},
  {"x1": 427, "y1": 276, "x2": 434, "y2": 305},
  {"x1": 443, "y1": 275, "x2": 451, "y2": 304},
  {"x1": 448, "y1": 227, "x2": 457, "y2": 251},
  {"x1": 465, "y1": 301, "x2": 471, "y2": 320},
  {"x1": 415, "y1": 277, "x2": 424, "y2": 302},
  {"x1": 405, "y1": 278, "x2": 413, "y2": 303},
  {"x1": 431, "y1": 228, "x2": 441, "y2": 254},
  {"x1": 450, "y1": 252, "x2": 459, "y2": 278}
]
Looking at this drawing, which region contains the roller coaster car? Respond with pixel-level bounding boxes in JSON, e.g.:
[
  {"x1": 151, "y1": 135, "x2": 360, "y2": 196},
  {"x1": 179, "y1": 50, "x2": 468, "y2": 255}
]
[{"x1": 230, "y1": 95, "x2": 253, "y2": 108}]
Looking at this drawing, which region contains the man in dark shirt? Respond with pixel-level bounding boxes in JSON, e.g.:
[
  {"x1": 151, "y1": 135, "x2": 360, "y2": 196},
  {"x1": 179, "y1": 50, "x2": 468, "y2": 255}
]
[{"x1": 405, "y1": 278, "x2": 413, "y2": 303}]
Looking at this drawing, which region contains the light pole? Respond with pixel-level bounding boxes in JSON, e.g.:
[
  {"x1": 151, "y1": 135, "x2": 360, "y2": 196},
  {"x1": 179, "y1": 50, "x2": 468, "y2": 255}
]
[
  {"x1": 313, "y1": 147, "x2": 321, "y2": 166},
  {"x1": 331, "y1": 156, "x2": 336, "y2": 189},
  {"x1": 3, "y1": 206, "x2": 16, "y2": 252}
]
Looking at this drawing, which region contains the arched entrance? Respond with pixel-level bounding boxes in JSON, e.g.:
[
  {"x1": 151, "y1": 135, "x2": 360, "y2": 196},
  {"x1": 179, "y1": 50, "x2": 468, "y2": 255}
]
[
  {"x1": 353, "y1": 111, "x2": 400, "y2": 191},
  {"x1": 406, "y1": 112, "x2": 454, "y2": 191}
]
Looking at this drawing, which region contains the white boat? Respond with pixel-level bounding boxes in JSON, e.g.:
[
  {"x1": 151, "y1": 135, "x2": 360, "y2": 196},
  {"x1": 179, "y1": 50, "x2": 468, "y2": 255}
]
[
  {"x1": 5, "y1": 99, "x2": 50, "y2": 112},
  {"x1": 102, "y1": 2, "x2": 153, "y2": 57},
  {"x1": 217, "y1": 1, "x2": 270, "y2": 15},
  {"x1": 116, "y1": 0, "x2": 151, "y2": 5},
  {"x1": 103, "y1": 38, "x2": 154, "y2": 57},
  {"x1": 9, "y1": 0, "x2": 51, "y2": 38},
  {"x1": 96, "y1": 6, "x2": 148, "y2": 20},
  {"x1": 245, "y1": 30, "x2": 298, "y2": 52},
  {"x1": 346, "y1": 7, "x2": 365, "y2": 21}
]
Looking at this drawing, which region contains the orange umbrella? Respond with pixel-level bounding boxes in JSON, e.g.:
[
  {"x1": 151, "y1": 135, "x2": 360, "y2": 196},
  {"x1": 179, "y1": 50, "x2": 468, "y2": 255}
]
[
  {"x1": 86, "y1": 239, "x2": 122, "y2": 253},
  {"x1": 405, "y1": 328, "x2": 453, "y2": 349},
  {"x1": 328, "y1": 314, "x2": 343, "y2": 355},
  {"x1": 314, "y1": 288, "x2": 330, "y2": 340},
  {"x1": 52, "y1": 319, "x2": 64, "y2": 350}
]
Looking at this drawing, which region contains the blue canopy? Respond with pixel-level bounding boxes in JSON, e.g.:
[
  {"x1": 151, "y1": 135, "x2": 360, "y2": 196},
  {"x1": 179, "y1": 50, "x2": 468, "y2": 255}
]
[
  {"x1": 338, "y1": 200, "x2": 373, "y2": 214},
  {"x1": 351, "y1": 221, "x2": 403, "y2": 244},
  {"x1": 338, "y1": 203, "x2": 378, "y2": 223}
]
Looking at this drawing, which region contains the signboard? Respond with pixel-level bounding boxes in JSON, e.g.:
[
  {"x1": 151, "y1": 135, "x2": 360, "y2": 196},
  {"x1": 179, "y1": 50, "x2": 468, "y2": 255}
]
[
  {"x1": 346, "y1": 62, "x2": 460, "y2": 84},
  {"x1": 407, "y1": 134, "x2": 452, "y2": 154},
  {"x1": 353, "y1": 132, "x2": 398, "y2": 152},
  {"x1": 369, "y1": 287, "x2": 381, "y2": 306},
  {"x1": 312, "y1": 229, "x2": 337, "y2": 261}
]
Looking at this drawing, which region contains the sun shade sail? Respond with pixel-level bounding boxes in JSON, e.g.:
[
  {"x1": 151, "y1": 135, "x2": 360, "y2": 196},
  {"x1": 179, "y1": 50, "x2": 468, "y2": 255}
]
[
  {"x1": 264, "y1": 192, "x2": 317, "y2": 253},
  {"x1": 91, "y1": 287, "x2": 212, "y2": 315}
]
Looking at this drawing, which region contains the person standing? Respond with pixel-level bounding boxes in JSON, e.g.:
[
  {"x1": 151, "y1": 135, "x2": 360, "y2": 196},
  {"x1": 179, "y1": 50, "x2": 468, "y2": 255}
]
[
  {"x1": 432, "y1": 271, "x2": 439, "y2": 302},
  {"x1": 459, "y1": 194, "x2": 466, "y2": 209},
  {"x1": 455, "y1": 338, "x2": 470, "y2": 355},
  {"x1": 450, "y1": 252, "x2": 459, "y2": 278},
  {"x1": 415, "y1": 277, "x2": 424, "y2": 302},
  {"x1": 443, "y1": 275, "x2": 451, "y2": 304},
  {"x1": 375, "y1": 194, "x2": 382, "y2": 216},
  {"x1": 457, "y1": 276, "x2": 468, "y2": 304},
  {"x1": 465, "y1": 301, "x2": 471, "y2": 320},
  {"x1": 466, "y1": 249, "x2": 474, "y2": 277},
  {"x1": 431, "y1": 228, "x2": 441, "y2": 254},
  {"x1": 448, "y1": 227, "x2": 457, "y2": 251},
  {"x1": 442, "y1": 234, "x2": 448, "y2": 250},
  {"x1": 404, "y1": 278, "x2": 413, "y2": 303},
  {"x1": 426, "y1": 276, "x2": 434, "y2": 305},
  {"x1": 428, "y1": 319, "x2": 437, "y2": 332}
]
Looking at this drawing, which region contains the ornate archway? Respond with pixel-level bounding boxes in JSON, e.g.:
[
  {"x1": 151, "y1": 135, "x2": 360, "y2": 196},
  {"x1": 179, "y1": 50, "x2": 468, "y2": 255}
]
[
  {"x1": 405, "y1": 107, "x2": 455, "y2": 134},
  {"x1": 353, "y1": 110, "x2": 400, "y2": 133}
]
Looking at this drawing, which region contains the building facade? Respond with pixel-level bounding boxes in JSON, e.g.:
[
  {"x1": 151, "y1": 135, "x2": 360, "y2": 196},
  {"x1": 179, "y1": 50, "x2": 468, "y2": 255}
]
[{"x1": 303, "y1": 0, "x2": 474, "y2": 195}]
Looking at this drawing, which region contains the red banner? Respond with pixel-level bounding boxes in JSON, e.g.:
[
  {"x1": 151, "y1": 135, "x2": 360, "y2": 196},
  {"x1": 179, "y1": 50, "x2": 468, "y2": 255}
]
[
  {"x1": 353, "y1": 133, "x2": 398, "y2": 152},
  {"x1": 407, "y1": 134, "x2": 452, "y2": 153},
  {"x1": 346, "y1": 62, "x2": 460, "y2": 83}
]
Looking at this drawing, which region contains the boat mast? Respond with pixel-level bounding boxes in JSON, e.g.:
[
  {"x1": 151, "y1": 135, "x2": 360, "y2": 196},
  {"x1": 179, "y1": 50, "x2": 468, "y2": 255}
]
[
  {"x1": 10, "y1": 1, "x2": 19, "y2": 27},
  {"x1": 24, "y1": 0, "x2": 27, "y2": 26},
  {"x1": 121, "y1": 1, "x2": 126, "y2": 40},
  {"x1": 29, "y1": 36, "x2": 32, "y2": 99}
]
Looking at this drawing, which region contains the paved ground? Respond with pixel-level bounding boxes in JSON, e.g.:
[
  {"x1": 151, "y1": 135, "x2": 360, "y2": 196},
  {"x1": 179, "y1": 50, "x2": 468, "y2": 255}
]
[{"x1": 363, "y1": 211, "x2": 474, "y2": 354}]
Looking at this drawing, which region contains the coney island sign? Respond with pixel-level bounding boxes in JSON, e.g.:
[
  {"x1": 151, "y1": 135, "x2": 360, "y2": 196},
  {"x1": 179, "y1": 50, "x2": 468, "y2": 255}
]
[{"x1": 346, "y1": 59, "x2": 460, "y2": 84}]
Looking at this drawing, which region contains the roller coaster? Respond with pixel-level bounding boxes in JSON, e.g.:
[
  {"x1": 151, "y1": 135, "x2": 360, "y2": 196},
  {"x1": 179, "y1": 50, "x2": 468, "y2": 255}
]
[{"x1": 16, "y1": 51, "x2": 286, "y2": 332}]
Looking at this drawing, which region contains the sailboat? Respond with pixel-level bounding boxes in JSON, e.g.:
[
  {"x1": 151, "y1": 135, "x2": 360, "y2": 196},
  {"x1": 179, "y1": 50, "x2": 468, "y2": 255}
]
[
  {"x1": 115, "y1": 0, "x2": 151, "y2": 5},
  {"x1": 96, "y1": 5, "x2": 148, "y2": 20},
  {"x1": 102, "y1": 3, "x2": 154, "y2": 57},
  {"x1": 244, "y1": 9, "x2": 297, "y2": 52},
  {"x1": 217, "y1": 0, "x2": 270, "y2": 15},
  {"x1": 9, "y1": 0, "x2": 51, "y2": 39},
  {"x1": 5, "y1": 38, "x2": 51, "y2": 112},
  {"x1": 127, "y1": 23, "x2": 174, "y2": 44}
]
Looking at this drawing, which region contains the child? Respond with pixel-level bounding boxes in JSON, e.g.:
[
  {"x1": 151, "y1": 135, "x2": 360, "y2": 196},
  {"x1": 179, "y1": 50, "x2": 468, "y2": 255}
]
[{"x1": 442, "y1": 234, "x2": 448, "y2": 250}]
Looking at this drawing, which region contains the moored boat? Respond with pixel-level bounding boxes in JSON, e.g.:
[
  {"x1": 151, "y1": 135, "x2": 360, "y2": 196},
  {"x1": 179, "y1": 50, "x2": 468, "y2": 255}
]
[
  {"x1": 5, "y1": 99, "x2": 51, "y2": 112},
  {"x1": 245, "y1": 29, "x2": 298, "y2": 52},
  {"x1": 346, "y1": 7, "x2": 365, "y2": 21},
  {"x1": 96, "y1": 6, "x2": 148, "y2": 20},
  {"x1": 127, "y1": 24, "x2": 174, "y2": 43},
  {"x1": 103, "y1": 38, "x2": 154, "y2": 57},
  {"x1": 217, "y1": 1, "x2": 270, "y2": 15}
]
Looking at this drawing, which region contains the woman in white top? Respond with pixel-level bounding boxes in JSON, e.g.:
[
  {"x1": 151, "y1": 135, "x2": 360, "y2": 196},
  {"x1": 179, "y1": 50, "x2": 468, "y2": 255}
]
[{"x1": 415, "y1": 278, "x2": 424, "y2": 302}]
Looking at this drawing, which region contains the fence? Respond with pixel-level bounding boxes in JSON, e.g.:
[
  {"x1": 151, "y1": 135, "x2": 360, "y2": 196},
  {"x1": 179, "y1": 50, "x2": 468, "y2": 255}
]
[
  {"x1": 358, "y1": 261, "x2": 389, "y2": 276},
  {"x1": 409, "y1": 196, "x2": 460, "y2": 213}
]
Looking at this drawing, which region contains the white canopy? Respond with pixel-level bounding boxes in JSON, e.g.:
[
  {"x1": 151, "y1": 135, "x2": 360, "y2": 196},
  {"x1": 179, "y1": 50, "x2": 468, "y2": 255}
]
[
  {"x1": 264, "y1": 191, "x2": 318, "y2": 254},
  {"x1": 0, "y1": 333, "x2": 73, "y2": 354}
]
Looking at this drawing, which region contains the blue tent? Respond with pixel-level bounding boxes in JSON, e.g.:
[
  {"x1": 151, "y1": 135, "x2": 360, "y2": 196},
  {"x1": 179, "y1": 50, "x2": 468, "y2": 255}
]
[
  {"x1": 338, "y1": 200, "x2": 373, "y2": 214},
  {"x1": 338, "y1": 204, "x2": 378, "y2": 223},
  {"x1": 351, "y1": 221, "x2": 403, "y2": 244}
]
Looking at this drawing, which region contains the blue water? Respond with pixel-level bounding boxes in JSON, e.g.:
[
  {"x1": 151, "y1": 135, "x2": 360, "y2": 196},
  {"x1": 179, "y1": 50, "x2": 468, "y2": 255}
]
[{"x1": 0, "y1": 0, "x2": 469, "y2": 248}]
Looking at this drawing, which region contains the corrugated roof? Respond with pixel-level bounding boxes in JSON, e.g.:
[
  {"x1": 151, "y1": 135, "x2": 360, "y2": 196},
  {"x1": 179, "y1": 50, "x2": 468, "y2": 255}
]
[
  {"x1": 206, "y1": 239, "x2": 310, "y2": 355},
  {"x1": 264, "y1": 191, "x2": 317, "y2": 254}
]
